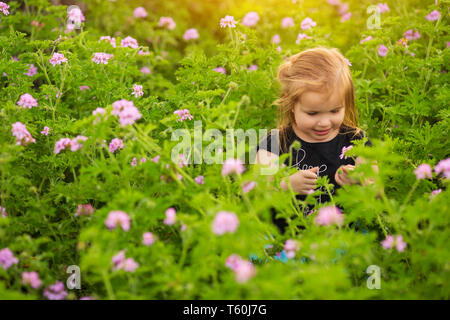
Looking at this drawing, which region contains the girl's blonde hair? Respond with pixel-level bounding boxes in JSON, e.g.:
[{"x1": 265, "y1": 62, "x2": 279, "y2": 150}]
[{"x1": 275, "y1": 47, "x2": 361, "y2": 152}]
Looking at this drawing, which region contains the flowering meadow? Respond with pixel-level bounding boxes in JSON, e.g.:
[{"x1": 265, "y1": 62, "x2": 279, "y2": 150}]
[{"x1": 0, "y1": 0, "x2": 449, "y2": 300}]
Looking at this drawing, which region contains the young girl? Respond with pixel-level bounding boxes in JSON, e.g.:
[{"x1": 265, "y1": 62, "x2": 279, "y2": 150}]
[{"x1": 256, "y1": 47, "x2": 375, "y2": 232}]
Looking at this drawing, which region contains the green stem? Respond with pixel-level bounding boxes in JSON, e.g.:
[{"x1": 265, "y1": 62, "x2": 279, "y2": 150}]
[{"x1": 101, "y1": 271, "x2": 115, "y2": 300}]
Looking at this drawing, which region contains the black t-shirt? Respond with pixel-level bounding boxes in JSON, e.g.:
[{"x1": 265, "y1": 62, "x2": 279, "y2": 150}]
[{"x1": 257, "y1": 125, "x2": 372, "y2": 206}]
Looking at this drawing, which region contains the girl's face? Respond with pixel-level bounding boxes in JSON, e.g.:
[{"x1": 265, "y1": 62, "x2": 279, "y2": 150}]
[{"x1": 291, "y1": 89, "x2": 345, "y2": 143}]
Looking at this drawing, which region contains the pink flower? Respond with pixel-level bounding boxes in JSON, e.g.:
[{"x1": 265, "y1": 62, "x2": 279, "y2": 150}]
[
  {"x1": 69, "y1": 135, "x2": 88, "y2": 152},
  {"x1": 0, "y1": 2, "x2": 10, "y2": 15},
  {"x1": 426, "y1": 10, "x2": 440, "y2": 21},
  {"x1": 281, "y1": 17, "x2": 294, "y2": 28},
  {"x1": 24, "y1": 64, "x2": 37, "y2": 77},
  {"x1": 225, "y1": 255, "x2": 256, "y2": 283},
  {"x1": 164, "y1": 207, "x2": 176, "y2": 225},
  {"x1": 194, "y1": 175, "x2": 204, "y2": 185},
  {"x1": 121, "y1": 36, "x2": 139, "y2": 49},
  {"x1": 414, "y1": 164, "x2": 433, "y2": 179},
  {"x1": 434, "y1": 158, "x2": 450, "y2": 179},
  {"x1": 138, "y1": 50, "x2": 150, "y2": 56},
  {"x1": 430, "y1": 189, "x2": 442, "y2": 199},
  {"x1": 11, "y1": 122, "x2": 36, "y2": 146},
  {"x1": 381, "y1": 235, "x2": 407, "y2": 252},
  {"x1": 271, "y1": 34, "x2": 281, "y2": 44},
  {"x1": 131, "y1": 157, "x2": 137, "y2": 167},
  {"x1": 49, "y1": 52, "x2": 68, "y2": 66},
  {"x1": 140, "y1": 157, "x2": 147, "y2": 163},
  {"x1": 377, "y1": 3, "x2": 389, "y2": 13},
  {"x1": 360, "y1": 35, "x2": 373, "y2": 44},
  {"x1": 300, "y1": 17, "x2": 316, "y2": 30},
  {"x1": 183, "y1": 28, "x2": 199, "y2": 41},
  {"x1": 344, "y1": 58, "x2": 352, "y2": 66},
  {"x1": 141, "y1": 66, "x2": 151, "y2": 75},
  {"x1": 112, "y1": 251, "x2": 138, "y2": 272},
  {"x1": 327, "y1": 0, "x2": 341, "y2": 5},
  {"x1": 99, "y1": 36, "x2": 116, "y2": 48},
  {"x1": 17, "y1": 93, "x2": 38, "y2": 108},
  {"x1": 212, "y1": 211, "x2": 239, "y2": 235},
  {"x1": 79, "y1": 85, "x2": 90, "y2": 91},
  {"x1": 112, "y1": 99, "x2": 142, "y2": 126},
  {"x1": 314, "y1": 206, "x2": 344, "y2": 226},
  {"x1": 242, "y1": 181, "x2": 256, "y2": 193},
  {"x1": 54, "y1": 138, "x2": 71, "y2": 154},
  {"x1": 404, "y1": 29, "x2": 420, "y2": 40},
  {"x1": 247, "y1": 64, "x2": 258, "y2": 71},
  {"x1": 213, "y1": 66, "x2": 226, "y2": 74},
  {"x1": 133, "y1": 7, "x2": 148, "y2": 18},
  {"x1": 0, "y1": 248, "x2": 18, "y2": 270},
  {"x1": 43, "y1": 281, "x2": 67, "y2": 300},
  {"x1": 151, "y1": 155, "x2": 160, "y2": 163},
  {"x1": 41, "y1": 126, "x2": 50, "y2": 135},
  {"x1": 242, "y1": 12, "x2": 259, "y2": 27},
  {"x1": 92, "y1": 107, "x2": 106, "y2": 116},
  {"x1": 338, "y1": 2, "x2": 349, "y2": 15},
  {"x1": 122, "y1": 258, "x2": 139, "y2": 272},
  {"x1": 22, "y1": 271, "x2": 42, "y2": 289},
  {"x1": 340, "y1": 12, "x2": 352, "y2": 22},
  {"x1": 75, "y1": 204, "x2": 94, "y2": 217},
  {"x1": 0, "y1": 206, "x2": 7, "y2": 218},
  {"x1": 158, "y1": 17, "x2": 176, "y2": 30},
  {"x1": 276, "y1": 46, "x2": 282, "y2": 52},
  {"x1": 222, "y1": 158, "x2": 245, "y2": 176},
  {"x1": 131, "y1": 84, "x2": 144, "y2": 97},
  {"x1": 176, "y1": 154, "x2": 188, "y2": 168},
  {"x1": 109, "y1": 138, "x2": 124, "y2": 153},
  {"x1": 284, "y1": 239, "x2": 300, "y2": 259},
  {"x1": 220, "y1": 15, "x2": 237, "y2": 28},
  {"x1": 339, "y1": 145, "x2": 353, "y2": 160},
  {"x1": 142, "y1": 232, "x2": 156, "y2": 246},
  {"x1": 296, "y1": 33, "x2": 312, "y2": 44},
  {"x1": 174, "y1": 109, "x2": 193, "y2": 122},
  {"x1": 105, "y1": 210, "x2": 130, "y2": 231},
  {"x1": 68, "y1": 7, "x2": 85, "y2": 25},
  {"x1": 377, "y1": 44, "x2": 388, "y2": 57},
  {"x1": 92, "y1": 52, "x2": 113, "y2": 64}
]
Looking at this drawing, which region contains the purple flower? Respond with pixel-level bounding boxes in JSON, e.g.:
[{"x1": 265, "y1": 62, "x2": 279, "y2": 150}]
[
  {"x1": 24, "y1": 64, "x2": 37, "y2": 77},
  {"x1": 242, "y1": 12, "x2": 259, "y2": 27},
  {"x1": 339, "y1": 145, "x2": 353, "y2": 159},
  {"x1": 0, "y1": 2, "x2": 10, "y2": 15},
  {"x1": 43, "y1": 281, "x2": 68, "y2": 300},
  {"x1": 426, "y1": 10, "x2": 440, "y2": 21},
  {"x1": 131, "y1": 84, "x2": 144, "y2": 97},
  {"x1": 242, "y1": 181, "x2": 256, "y2": 193},
  {"x1": 225, "y1": 255, "x2": 256, "y2": 283},
  {"x1": 360, "y1": 35, "x2": 373, "y2": 44},
  {"x1": 183, "y1": 28, "x2": 199, "y2": 41},
  {"x1": 281, "y1": 17, "x2": 294, "y2": 28},
  {"x1": 314, "y1": 206, "x2": 344, "y2": 226},
  {"x1": 158, "y1": 17, "x2": 176, "y2": 30},
  {"x1": 75, "y1": 204, "x2": 94, "y2": 217},
  {"x1": 0, "y1": 206, "x2": 7, "y2": 218},
  {"x1": 105, "y1": 211, "x2": 130, "y2": 231},
  {"x1": 213, "y1": 66, "x2": 226, "y2": 74},
  {"x1": 378, "y1": 44, "x2": 388, "y2": 57},
  {"x1": 109, "y1": 138, "x2": 124, "y2": 153},
  {"x1": 17, "y1": 93, "x2": 38, "y2": 108},
  {"x1": 300, "y1": 17, "x2": 316, "y2": 30},
  {"x1": 121, "y1": 36, "x2": 139, "y2": 49},
  {"x1": 141, "y1": 66, "x2": 151, "y2": 75},
  {"x1": 377, "y1": 3, "x2": 390, "y2": 13},
  {"x1": 284, "y1": 239, "x2": 300, "y2": 259},
  {"x1": 142, "y1": 232, "x2": 156, "y2": 246},
  {"x1": 271, "y1": 34, "x2": 281, "y2": 44},
  {"x1": 164, "y1": 207, "x2": 176, "y2": 225},
  {"x1": 220, "y1": 15, "x2": 236, "y2": 28},
  {"x1": 49, "y1": 52, "x2": 68, "y2": 66},
  {"x1": 414, "y1": 164, "x2": 433, "y2": 180},
  {"x1": 112, "y1": 99, "x2": 142, "y2": 126},
  {"x1": 133, "y1": 7, "x2": 148, "y2": 18},
  {"x1": 12, "y1": 122, "x2": 36, "y2": 146},
  {"x1": 434, "y1": 158, "x2": 450, "y2": 179},
  {"x1": 296, "y1": 33, "x2": 311, "y2": 44},
  {"x1": 194, "y1": 175, "x2": 204, "y2": 185},
  {"x1": 22, "y1": 271, "x2": 42, "y2": 289},
  {"x1": 99, "y1": 36, "x2": 116, "y2": 48},
  {"x1": 212, "y1": 211, "x2": 239, "y2": 235},
  {"x1": 174, "y1": 109, "x2": 193, "y2": 122},
  {"x1": 381, "y1": 235, "x2": 407, "y2": 252},
  {"x1": 247, "y1": 64, "x2": 258, "y2": 71},
  {"x1": 92, "y1": 52, "x2": 113, "y2": 64},
  {"x1": 222, "y1": 159, "x2": 245, "y2": 176},
  {"x1": 0, "y1": 248, "x2": 18, "y2": 270}
]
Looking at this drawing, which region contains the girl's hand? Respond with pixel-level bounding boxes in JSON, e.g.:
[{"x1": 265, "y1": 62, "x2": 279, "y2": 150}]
[
  {"x1": 281, "y1": 167, "x2": 318, "y2": 195},
  {"x1": 335, "y1": 164, "x2": 358, "y2": 186}
]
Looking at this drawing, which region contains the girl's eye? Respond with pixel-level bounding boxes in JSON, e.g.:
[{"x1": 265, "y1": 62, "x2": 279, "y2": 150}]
[
  {"x1": 307, "y1": 112, "x2": 317, "y2": 115},
  {"x1": 331, "y1": 109, "x2": 340, "y2": 113}
]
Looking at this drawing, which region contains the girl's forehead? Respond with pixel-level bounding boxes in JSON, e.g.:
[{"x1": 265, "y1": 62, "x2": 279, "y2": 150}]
[{"x1": 299, "y1": 89, "x2": 343, "y2": 109}]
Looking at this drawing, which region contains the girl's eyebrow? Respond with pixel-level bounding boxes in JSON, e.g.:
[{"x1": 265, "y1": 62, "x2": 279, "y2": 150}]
[{"x1": 303, "y1": 105, "x2": 343, "y2": 112}]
